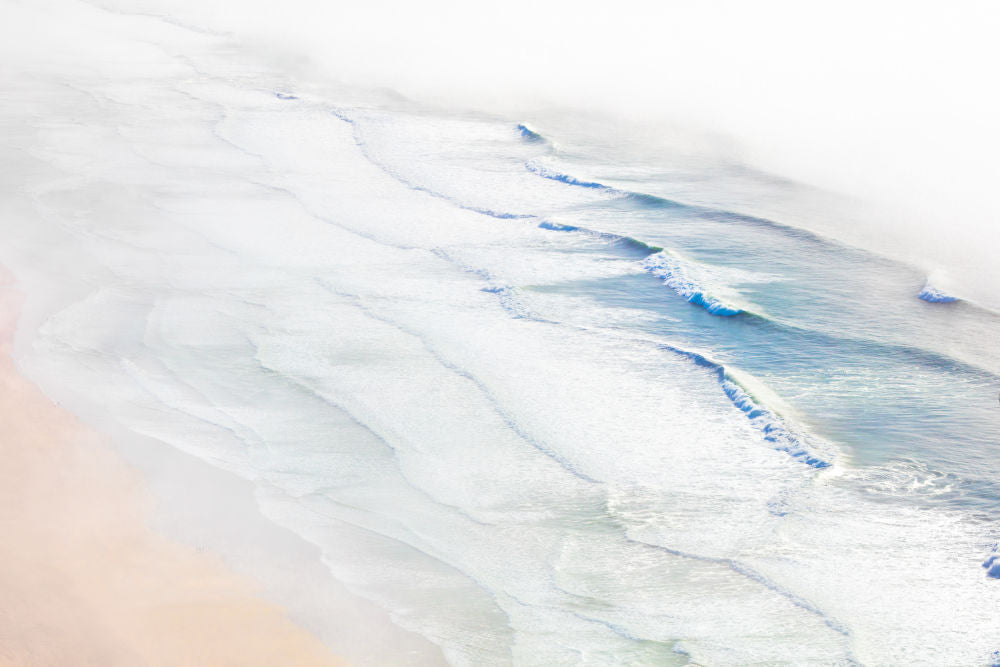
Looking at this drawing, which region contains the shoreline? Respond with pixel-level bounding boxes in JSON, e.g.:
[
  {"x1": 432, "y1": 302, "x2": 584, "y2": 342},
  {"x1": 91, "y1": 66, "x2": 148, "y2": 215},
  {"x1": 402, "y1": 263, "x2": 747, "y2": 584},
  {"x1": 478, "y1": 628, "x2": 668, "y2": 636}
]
[
  {"x1": 0, "y1": 0, "x2": 446, "y2": 657},
  {"x1": 0, "y1": 269, "x2": 442, "y2": 665}
]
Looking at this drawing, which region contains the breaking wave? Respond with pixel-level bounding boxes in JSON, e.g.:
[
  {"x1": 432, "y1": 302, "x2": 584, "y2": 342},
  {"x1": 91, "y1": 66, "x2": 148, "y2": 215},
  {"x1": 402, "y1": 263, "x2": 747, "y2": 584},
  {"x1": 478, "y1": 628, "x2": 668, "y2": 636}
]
[
  {"x1": 525, "y1": 159, "x2": 614, "y2": 190},
  {"x1": 919, "y1": 273, "x2": 960, "y2": 303},
  {"x1": 659, "y1": 344, "x2": 833, "y2": 468},
  {"x1": 642, "y1": 251, "x2": 744, "y2": 316},
  {"x1": 516, "y1": 122, "x2": 546, "y2": 143}
]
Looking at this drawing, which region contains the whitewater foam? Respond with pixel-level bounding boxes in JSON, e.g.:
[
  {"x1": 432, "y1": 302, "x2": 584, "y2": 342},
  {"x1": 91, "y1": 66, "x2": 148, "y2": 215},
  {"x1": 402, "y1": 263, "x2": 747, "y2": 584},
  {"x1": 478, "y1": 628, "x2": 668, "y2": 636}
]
[
  {"x1": 525, "y1": 158, "x2": 614, "y2": 190},
  {"x1": 985, "y1": 546, "x2": 1000, "y2": 579},
  {"x1": 919, "y1": 271, "x2": 960, "y2": 303},
  {"x1": 642, "y1": 251, "x2": 745, "y2": 316},
  {"x1": 6, "y1": 9, "x2": 1000, "y2": 664},
  {"x1": 516, "y1": 122, "x2": 545, "y2": 144}
]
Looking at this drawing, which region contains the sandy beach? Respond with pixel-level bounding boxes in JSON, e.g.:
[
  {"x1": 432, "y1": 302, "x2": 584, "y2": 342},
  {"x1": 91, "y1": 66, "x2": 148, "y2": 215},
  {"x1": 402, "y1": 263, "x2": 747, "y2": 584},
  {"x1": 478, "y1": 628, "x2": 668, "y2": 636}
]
[
  {"x1": 0, "y1": 270, "x2": 344, "y2": 666},
  {"x1": 3, "y1": 0, "x2": 996, "y2": 662},
  {"x1": 0, "y1": 3, "x2": 447, "y2": 662}
]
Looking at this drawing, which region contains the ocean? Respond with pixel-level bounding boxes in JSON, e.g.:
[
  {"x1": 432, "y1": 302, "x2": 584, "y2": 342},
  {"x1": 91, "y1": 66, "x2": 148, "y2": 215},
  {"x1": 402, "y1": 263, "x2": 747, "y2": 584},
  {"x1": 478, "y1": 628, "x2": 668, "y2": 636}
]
[{"x1": 2, "y1": 2, "x2": 999, "y2": 664}]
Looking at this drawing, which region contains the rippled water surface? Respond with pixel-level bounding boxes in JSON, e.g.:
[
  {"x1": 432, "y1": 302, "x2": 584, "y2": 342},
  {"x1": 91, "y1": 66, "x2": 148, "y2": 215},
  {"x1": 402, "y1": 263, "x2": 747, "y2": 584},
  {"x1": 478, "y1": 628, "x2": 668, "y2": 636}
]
[{"x1": 3, "y1": 6, "x2": 999, "y2": 663}]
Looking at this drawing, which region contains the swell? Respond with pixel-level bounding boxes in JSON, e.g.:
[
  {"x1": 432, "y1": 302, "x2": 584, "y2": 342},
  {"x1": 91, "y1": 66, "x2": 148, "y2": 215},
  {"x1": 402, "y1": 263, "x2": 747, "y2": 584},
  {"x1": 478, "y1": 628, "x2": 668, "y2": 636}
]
[
  {"x1": 448, "y1": 253, "x2": 835, "y2": 471},
  {"x1": 527, "y1": 156, "x2": 1000, "y2": 376},
  {"x1": 524, "y1": 150, "x2": 1000, "y2": 324},
  {"x1": 323, "y1": 112, "x2": 744, "y2": 321},
  {"x1": 743, "y1": 308, "x2": 1000, "y2": 386},
  {"x1": 319, "y1": 113, "x2": 997, "y2": 473},
  {"x1": 243, "y1": 108, "x2": 1000, "y2": 405},
  {"x1": 537, "y1": 221, "x2": 663, "y2": 256},
  {"x1": 324, "y1": 114, "x2": 758, "y2": 321},
  {"x1": 522, "y1": 156, "x2": 867, "y2": 252}
]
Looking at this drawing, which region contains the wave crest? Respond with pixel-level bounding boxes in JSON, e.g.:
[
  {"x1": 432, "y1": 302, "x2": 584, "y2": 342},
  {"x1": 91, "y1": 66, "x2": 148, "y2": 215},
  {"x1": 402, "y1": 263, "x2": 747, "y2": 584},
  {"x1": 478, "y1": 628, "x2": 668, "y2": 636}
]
[
  {"x1": 525, "y1": 159, "x2": 613, "y2": 190},
  {"x1": 516, "y1": 123, "x2": 546, "y2": 143},
  {"x1": 642, "y1": 252, "x2": 743, "y2": 316},
  {"x1": 660, "y1": 344, "x2": 833, "y2": 468},
  {"x1": 984, "y1": 545, "x2": 1000, "y2": 579},
  {"x1": 919, "y1": 272, "x2": 960, "y2": 303}
]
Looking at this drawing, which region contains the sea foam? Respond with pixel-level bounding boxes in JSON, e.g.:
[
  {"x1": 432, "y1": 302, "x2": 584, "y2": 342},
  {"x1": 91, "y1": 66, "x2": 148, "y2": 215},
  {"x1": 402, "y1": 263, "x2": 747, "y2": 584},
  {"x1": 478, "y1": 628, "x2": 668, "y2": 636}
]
[
  {"x1": 642, "y1": 251, "x2": 744, "y2": 316},
  {"x1": 918, "y1": 270, "x2": 960, "y2": 303}
]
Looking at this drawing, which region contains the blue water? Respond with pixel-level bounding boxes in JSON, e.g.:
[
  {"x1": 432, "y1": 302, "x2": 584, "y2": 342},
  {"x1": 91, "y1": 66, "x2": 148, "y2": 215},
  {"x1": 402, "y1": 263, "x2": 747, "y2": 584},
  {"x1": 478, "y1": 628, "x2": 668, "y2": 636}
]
[
  {"x1": 349, "y1": 110, "x2": 1000, "y2": 513},
  {"x1": 298, "y1": 105, "x2": 1000, "y2": 659},
  {"x1": 11, "y1": 36, "x2": 999, "y2": 660},
  {"x1": 530, "y1": 202, "x2": 1000, "y2": 509}
]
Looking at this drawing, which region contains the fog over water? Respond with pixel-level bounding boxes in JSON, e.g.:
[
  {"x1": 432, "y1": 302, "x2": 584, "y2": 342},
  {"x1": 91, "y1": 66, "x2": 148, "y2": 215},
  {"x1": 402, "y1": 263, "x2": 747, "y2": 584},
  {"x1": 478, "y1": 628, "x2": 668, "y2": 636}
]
[
  {"x1": 3, "y1": 1, "x2": 1000, "y2": 664},
  {"x1": 80, "y1": 0, "x2": 1000, "y2": 307}
]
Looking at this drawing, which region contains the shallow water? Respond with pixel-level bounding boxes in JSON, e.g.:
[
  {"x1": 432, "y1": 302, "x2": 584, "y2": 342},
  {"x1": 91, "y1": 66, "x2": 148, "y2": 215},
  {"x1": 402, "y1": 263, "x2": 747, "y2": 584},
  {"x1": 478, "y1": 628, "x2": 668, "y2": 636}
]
[{"x1": 3, "y1": 5, "x2": 1000, "y2": 664}]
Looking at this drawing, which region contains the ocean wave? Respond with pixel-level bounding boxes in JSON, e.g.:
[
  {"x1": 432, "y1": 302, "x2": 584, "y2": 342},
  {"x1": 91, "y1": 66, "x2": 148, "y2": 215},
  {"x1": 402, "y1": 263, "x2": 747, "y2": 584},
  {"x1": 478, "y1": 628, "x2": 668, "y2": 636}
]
[
  {"x1": 918, "y1": 273, "x2": 960, "y2": 303},
  {"x1": 984, "y1": 545, "x2": 1000, "y2": 579},
  {"x1": 659, "y1": 344, "x2": 833, "y2": 468},
  {"x1": 524, "y1": 159, "x2": 699, "y2": 214},
  {"x1": 525, "y1": 159, "x2": 614, "y2": 190},
  {"x1": 524, "y1": 159, "x2": 701, "y2": 215},
  {"x1": 522, "y1": 160, "x2": 853, "y2": 251},
  {"x1": 537, "y1": 221, "x2": 662, "y2": 256},
  {"x1": 642, "y1": 251, "x2": 743, "y2": 316},
  {"x1": 516, "y1": 123, "x2": 546, "y2": 144}
]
